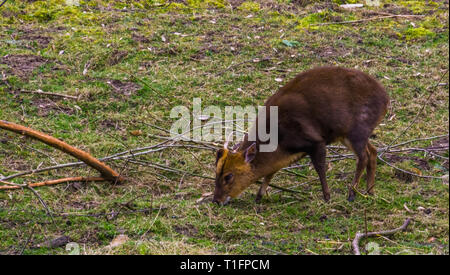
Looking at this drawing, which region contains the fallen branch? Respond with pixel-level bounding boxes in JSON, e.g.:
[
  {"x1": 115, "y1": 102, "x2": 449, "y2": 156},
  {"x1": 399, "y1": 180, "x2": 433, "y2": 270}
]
[
  {"x1": 0, "y1": 177, "x2": 106, "y2": 190},
  {"x1": 0, "y1": 120, "x2": 124, "y2": 183},
  {"x1": 352, "y1": 218, "x2": 412, "y2": 255}
]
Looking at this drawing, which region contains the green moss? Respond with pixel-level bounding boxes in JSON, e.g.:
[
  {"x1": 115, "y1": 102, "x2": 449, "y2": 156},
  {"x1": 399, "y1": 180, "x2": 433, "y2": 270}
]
[
  {"x1": 186, "y1": 0, "x2": 227, "y2": 9},
  {"x1": 403, "y1": 26, "x2": 436, "y2": 41},
  {"x1": 238, "y1": 1, "x2": 261, "y2": 13},
  {"x1": 296, "y1": 9, "x2": 355, "y2": 31},
  {"x1": 19, "y1": 0, "x2": 83, "y2": 22},
  {"x1": 399, "y1": 1, "x2": 439, "y2": 14},
  {"x1": 167, "y1": 2, "x2": 189, "y2": 12},
  {"x1": 421, "y1": 16, "x2": 445, "y2": 29}
]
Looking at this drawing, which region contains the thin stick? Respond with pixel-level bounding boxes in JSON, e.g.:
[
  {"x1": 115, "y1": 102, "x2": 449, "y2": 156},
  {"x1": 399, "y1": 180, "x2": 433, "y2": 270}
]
[{"x1": 352, "y1": 218, "x2": 412, "y2": 255}]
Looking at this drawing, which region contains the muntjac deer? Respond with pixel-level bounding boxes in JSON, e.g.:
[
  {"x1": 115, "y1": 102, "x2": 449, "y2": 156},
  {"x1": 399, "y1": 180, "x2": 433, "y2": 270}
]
[{"x1": 213, "y1": 66, "x2": 389, "y2": 205}]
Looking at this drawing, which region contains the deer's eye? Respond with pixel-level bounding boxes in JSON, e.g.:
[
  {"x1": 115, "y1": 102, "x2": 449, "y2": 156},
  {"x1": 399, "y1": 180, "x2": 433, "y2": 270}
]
[{"x1": 224, "y1": 173, "x2": 233, "y2": 183}]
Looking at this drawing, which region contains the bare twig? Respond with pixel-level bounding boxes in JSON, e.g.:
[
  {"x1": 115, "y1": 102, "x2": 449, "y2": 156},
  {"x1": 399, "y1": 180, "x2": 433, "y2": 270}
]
[{"x1": 352, "y1": 218, "x2": 412, "y2": 255}]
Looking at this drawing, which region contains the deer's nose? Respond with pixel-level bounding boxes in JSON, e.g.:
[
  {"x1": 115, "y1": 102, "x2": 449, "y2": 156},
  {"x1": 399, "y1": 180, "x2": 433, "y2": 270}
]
[{"x1": 212, "y1": 196, "x2": 231, "y2": 206}]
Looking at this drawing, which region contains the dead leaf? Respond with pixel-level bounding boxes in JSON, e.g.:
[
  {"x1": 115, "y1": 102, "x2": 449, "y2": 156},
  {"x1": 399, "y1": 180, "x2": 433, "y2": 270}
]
[
  {"x1": 202, "y1": 192, "x2": 213, "y2": 197},
  {"x1": 196, "y1": 192, "x2": 213, "y2": 204},
  {"x1": 130, "y1": 130, "x2": 143, "y2": 136},
  {"x1": 410, "y1": 168, "x2": 422, "y2": 176},
  {"x1": 106, "y1": 234, "x2": 128, "y2": 249},
  {"x1": 427, "y1": 237, "x2": 436, "y2": 243},
  {"x1": 403, "y1": 203, "x2": 414, "y2": 213}
]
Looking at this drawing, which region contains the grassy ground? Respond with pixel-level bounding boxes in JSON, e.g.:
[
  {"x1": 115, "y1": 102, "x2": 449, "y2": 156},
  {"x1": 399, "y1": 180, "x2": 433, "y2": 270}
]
[{"x1": 0, "y1": 0, "x2": 448, "y2": 255}]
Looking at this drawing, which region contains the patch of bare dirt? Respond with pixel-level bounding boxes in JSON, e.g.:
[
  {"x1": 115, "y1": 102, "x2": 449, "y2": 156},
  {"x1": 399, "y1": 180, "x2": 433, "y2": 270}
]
[
  {"x1": 1, "y1": 158, "x2": 32, "y2": 172},
  {"x1": 173, "y1": 224, "x2": 198, "y2": 237},
  {"x1": 227, "y1": 0, "x2": 245, "y2": 8},
  {"x1": 0, "y1": 54, "x2": 47, "y2": 78},
  {"x1": 31, "y1": 98, "x2": 74, "y2": 117},
  {"x1": 154, "y1": 45, "x2": 181, "y2": 56},
  {"x1": 76, "y1": 230, "x2": 102, "y2": 245},
  {"x1": 394, "y1": 169, "x2": 414, "y2": 183},
  {"x1": 67, "y1": 200, "x2": 101, "y2": 211},
  {"x1": 16, "y1": 25, "x2": 66, "y2": 48},
  {"x1": 382, "y1": 3, "x2": 417, "y2": 15},
  {"x1": 107, "y1": 79, "x2": 141, "y2": 96},
  {"x1": 139, "y1": 61, "x2": 154, "y2": 69},
  {"x1": 190, "y1": 44, "x2": 221, "y2": 60},
  {"x1": 132, "y1": 33, "x2": 150, "y2": 43},
  {"x1": 107, "y1": 50, "x2": 128, "y2": 66},
  {"x1": 384, "y1": 153, "x2": 432, "y2": 171},
  {"x1": 290, "y1": 0, "x2": 313, "y2": 7},
  {"x1": 20, "y1": 34, "x2": 52, "y2": 48},
  {"x1": 429, "y1": 136, "x2": 449, "y2": 149},
  {"x1": 99, "y1": 119, "x2": 122, "y2": 130}
]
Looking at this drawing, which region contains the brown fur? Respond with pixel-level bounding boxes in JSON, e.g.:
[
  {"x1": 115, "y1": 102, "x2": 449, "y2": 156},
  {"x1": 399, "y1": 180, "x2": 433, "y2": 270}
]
[{"x1": 213, "y1": 66, "x2": 389, "y2": 204}]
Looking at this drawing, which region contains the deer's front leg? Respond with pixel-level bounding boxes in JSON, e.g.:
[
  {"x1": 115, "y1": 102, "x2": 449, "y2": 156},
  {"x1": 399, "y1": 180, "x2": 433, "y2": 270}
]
[{"x1": 255, "y1": 173, "x2": 275, "y2": 203}]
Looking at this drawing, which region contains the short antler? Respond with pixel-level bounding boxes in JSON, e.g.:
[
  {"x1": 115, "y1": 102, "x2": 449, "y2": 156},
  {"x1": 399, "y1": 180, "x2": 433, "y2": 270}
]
[{"x1": 223, "y1": 132, "x2": 234, "y2": 150}]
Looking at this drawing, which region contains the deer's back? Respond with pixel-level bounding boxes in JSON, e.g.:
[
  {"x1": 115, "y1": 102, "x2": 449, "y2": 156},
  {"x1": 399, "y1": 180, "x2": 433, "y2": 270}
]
[{"x1": 266, "y1": 66, "x2": 389, "y2": 151}]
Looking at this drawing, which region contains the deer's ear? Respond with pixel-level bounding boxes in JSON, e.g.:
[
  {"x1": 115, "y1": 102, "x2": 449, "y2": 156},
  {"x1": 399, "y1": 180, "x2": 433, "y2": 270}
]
[
  {"x1": 244, "y1": 143, "x2": 257, "y2": 163},
  {"x1": 216, "y1": 149, "x2": 225, "y2": 165}
]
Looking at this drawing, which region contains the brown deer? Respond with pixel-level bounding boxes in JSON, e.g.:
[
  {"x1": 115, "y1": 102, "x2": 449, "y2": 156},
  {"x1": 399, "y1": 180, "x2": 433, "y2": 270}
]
[{"x1": 213, "y1": 66, "x2": 389, "y2": 205}]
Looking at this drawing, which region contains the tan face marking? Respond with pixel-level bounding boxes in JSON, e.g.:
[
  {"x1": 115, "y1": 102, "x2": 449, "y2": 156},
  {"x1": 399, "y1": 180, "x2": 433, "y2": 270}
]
[{"x1": 213, "y1": 149, "x2": 254, "y2": 203}]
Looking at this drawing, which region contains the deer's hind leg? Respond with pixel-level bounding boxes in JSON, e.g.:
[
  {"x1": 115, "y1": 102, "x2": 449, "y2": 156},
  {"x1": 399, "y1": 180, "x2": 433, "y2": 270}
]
[
  {"x1": 365, "y1": 142, "x2": 378, "y2": 195},
  {"x1": 309, "y1": 142, "x2": 331, "y2": 202},
  {"x1": 341, "y1": 138, "x2": 369, "y2": 202}
]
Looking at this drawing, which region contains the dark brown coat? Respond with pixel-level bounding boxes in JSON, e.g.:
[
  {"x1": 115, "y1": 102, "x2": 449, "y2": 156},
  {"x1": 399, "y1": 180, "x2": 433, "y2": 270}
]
[{"x1": 213, "y1": 66, "x2": 389, "y2": 204}]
